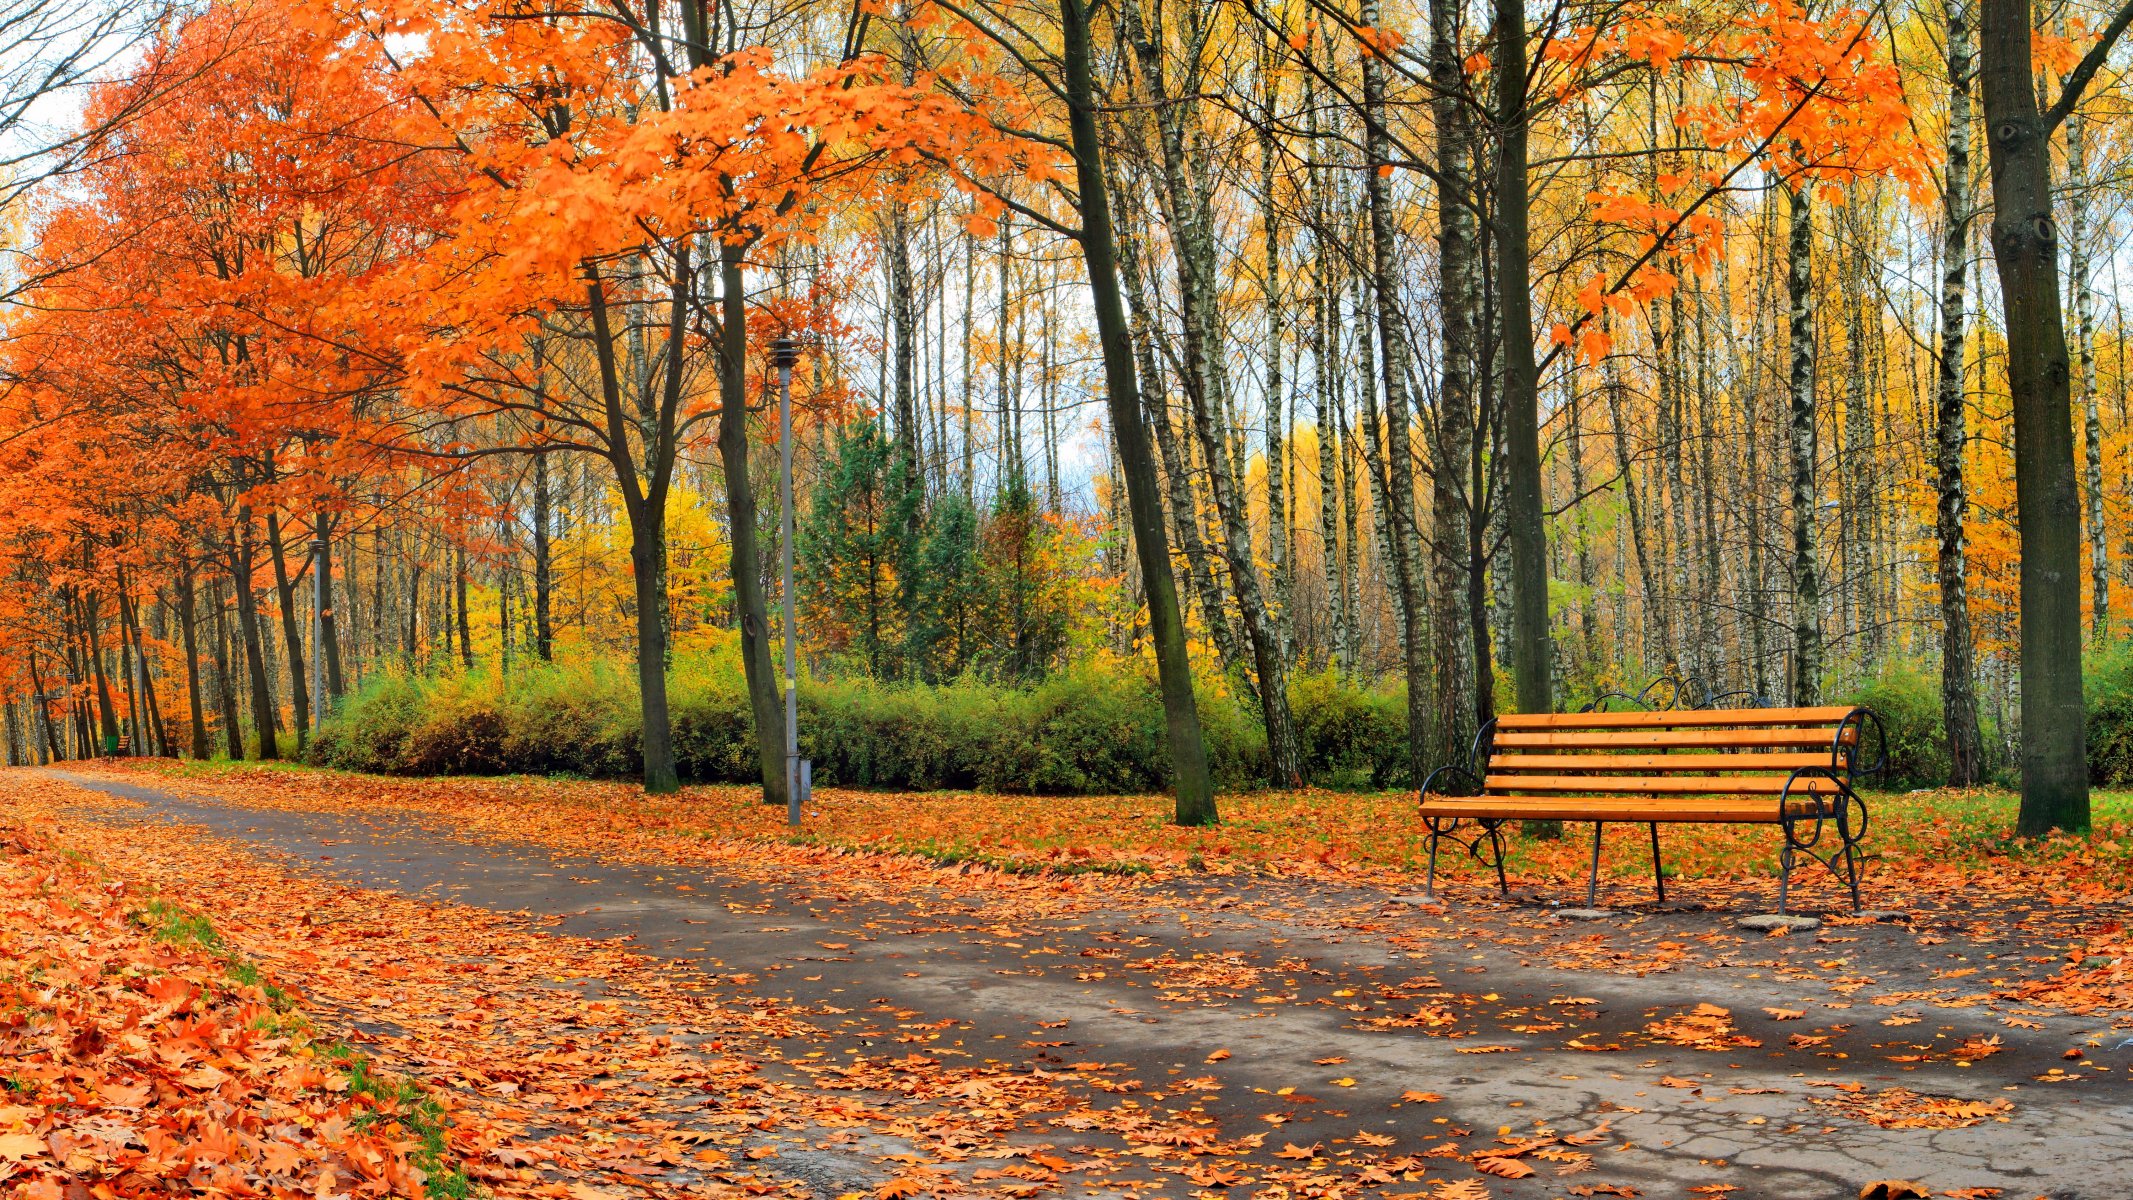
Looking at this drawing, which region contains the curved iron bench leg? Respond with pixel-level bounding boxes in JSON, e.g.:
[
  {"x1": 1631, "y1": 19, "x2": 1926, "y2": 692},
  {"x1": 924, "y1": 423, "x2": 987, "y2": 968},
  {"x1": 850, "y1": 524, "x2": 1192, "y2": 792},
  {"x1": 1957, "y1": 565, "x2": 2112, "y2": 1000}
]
[
  {"x1": 1649, "y1": 821, "x2": 1664, "y2": 904},
  {"x1": 1425, "y1": 821, "x2": 1446, "y2": 900},
  {"x1": 1776, "y1": 824, "x2": 1794, "y2": 915},
  {"x1": 1585, "y1": 822, "x2": 1605, "y2": 909}
]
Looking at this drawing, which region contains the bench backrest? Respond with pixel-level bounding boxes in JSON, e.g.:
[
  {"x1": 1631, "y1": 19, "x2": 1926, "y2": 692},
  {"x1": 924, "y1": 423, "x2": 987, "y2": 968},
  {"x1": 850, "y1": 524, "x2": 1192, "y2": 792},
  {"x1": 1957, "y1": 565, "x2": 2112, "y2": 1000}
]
[{"x1": 1480, "y1": 706, "x2": 1877, "y2": 789}]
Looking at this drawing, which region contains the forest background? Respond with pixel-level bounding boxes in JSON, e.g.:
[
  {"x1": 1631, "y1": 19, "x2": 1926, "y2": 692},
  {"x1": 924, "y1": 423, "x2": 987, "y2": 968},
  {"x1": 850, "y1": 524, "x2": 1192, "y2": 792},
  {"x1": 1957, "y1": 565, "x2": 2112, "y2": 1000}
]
[{"x1": 2, "y1": 0, "x2": 2131, "y2": 831}]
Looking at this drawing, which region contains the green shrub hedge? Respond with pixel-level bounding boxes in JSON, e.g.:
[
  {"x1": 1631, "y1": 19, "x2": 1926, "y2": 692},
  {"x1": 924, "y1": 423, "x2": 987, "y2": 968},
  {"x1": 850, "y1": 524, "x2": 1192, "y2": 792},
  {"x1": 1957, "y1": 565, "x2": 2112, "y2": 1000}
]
[
  {"x1": 1844, "y1": 667, "x2": 1949, "y2": 789},
  {"x1": 2085, "y1": 642, "x2": 2133, "y2": 786},
  {"x1": 309, "y1": 654, "x2": 1410, "y2": 794},
  {"x1": 305, "y1": 647, "x2": 2133, "y2": 793}
]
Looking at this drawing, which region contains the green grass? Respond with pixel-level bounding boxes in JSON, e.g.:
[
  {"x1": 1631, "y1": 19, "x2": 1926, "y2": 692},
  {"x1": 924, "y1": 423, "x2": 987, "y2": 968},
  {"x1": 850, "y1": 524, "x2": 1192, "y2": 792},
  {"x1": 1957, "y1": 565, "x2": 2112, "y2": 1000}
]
[
  {"x1": 778, "y1": 832, "x2": 1155, "y2": 877},
  {"x1": 1867, "y1": 787, "x2": 2133, "y2": 859},
  {"x1": 133, "y1": 897, "x2": 222, "y2": 950},
  {"x1": 326, "y1": 1041, "x2": 470, "y2": 1198},
  {"x1": 119, "y1": 893, "x2": 465, "y2": 1192}
]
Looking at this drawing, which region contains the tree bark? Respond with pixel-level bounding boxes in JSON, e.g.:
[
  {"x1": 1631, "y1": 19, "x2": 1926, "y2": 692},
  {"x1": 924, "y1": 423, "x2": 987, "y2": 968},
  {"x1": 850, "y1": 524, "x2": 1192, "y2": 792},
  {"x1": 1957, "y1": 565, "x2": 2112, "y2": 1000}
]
[
  {"x1": 1936, "y1": 0, "x2": 1987, "y2": 786},
  {"x1": 231, "y1": 516, "x2": 279, "y2": 759},
  {"x1": 709, "y1": 246, "x2": 788, "y2": 805},
  {"x1": 210, "y1": 574, "x2": 243, "y2": 760},
  {"x1": 1060, "y1": 0, "x2": 1215, "y2": 822},
  {"x1": 533, "y1": 449, "x2": 555, "y2": 661},
  {"x1": 1426, "y1": 0, "x2": 1477, "y2": 770},
  {"x1": 2066, "y1": 97, "x2": 2108, "y2": 638},
  {"x1": 1114, "y1": 196, "x2": 1244, "y2": 676},
  {"x1": 177, "y1": 559, "x2": 209, "y2": 759},
  {"x1": 265, "y1": 510, "x2": 311, "y2": 748},
  {"x1": 1494, "y1": 0, "x2": 1548, "y2": 717},
  {"x1": 1784, "y1": 182, "x2": 1823, "y2": 706},
  {"x1": 1979, "y1": 0, "x2": 2102, "y2": 833},
  {"x1": 316, "y1": 515, "x2": 344, "y2": 701},
  {"x1": 1257, "y1": 42, "x2": 1293, "y2": 669},
  {"x1": 1122, "y1": 0, "x2": 1301, "y2": 787},
  {"x1": 1358, "y1": 0, "x2": 1435, "y2": 779}
]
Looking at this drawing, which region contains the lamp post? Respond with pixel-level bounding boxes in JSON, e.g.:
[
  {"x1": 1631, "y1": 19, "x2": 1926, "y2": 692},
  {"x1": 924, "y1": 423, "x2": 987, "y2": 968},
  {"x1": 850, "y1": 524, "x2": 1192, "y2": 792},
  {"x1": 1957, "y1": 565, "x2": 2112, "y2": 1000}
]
[
  {"x1": 772, "y1": 335, "x2": 802, "y2": 827},
  {"x1": 312, "y1": 537, "x2": 327, "y2": 736}
]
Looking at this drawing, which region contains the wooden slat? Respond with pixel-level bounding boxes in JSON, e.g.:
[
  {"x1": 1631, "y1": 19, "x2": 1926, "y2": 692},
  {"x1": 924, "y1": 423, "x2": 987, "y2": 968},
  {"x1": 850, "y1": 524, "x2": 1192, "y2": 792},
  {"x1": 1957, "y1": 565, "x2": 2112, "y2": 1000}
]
[
  {"x1": 1419, "y1": 796, "x2": 1834, "y2": 823},
  {"x1": 1483, "y1": 774, "x2": 1841, "y2": 795},
  {"x1": 1493, "y1": 707, "x2": 1855, "y2": 731},
  {"x1": 1493, "y1": 728, "x2": 1852, "y2": 750},
  {"x1": 1486, "y1": 752, "x2": 1834, "y2": 773}
]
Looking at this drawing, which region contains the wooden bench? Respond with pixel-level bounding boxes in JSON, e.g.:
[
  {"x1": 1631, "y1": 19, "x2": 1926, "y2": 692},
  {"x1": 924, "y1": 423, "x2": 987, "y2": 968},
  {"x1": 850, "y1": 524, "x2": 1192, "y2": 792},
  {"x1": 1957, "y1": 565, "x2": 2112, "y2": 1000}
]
[{"x1": 1418, "y1": 705, "x2": 1884, "y2": 913}]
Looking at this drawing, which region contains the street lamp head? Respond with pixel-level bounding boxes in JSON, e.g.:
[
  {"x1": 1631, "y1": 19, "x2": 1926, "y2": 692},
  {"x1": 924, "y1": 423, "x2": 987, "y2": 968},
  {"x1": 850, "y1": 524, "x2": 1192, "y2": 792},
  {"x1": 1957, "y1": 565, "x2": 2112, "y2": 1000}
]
[{"x1": 771, "y1": 336, "x2": 801, "y2": 369}]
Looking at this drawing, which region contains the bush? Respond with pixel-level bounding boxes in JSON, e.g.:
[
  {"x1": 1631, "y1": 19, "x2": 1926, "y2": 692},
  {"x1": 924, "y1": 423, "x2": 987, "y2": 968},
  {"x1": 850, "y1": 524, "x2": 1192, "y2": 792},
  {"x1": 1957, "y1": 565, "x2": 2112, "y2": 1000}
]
[
  {"x1": 1844, "y1": 667, "x2": 1948, "y2": 789},
  {"x1": 2085, "y1": 642, "x2": 2133, "y2": 786},
  {"x1": 312, "y1": 652, "x2": 1419, "y2": 794},
  {"x1": 1289, "y1": 668, "x2": 1409, "y2": 788}
]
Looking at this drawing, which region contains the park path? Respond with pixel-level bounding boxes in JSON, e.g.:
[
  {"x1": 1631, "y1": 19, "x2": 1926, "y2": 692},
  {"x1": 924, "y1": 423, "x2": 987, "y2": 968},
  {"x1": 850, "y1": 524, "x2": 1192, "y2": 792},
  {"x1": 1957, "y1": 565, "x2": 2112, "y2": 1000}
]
[{"x1": 34, "y1": 768, "x2": 2133, "y2": 1199}]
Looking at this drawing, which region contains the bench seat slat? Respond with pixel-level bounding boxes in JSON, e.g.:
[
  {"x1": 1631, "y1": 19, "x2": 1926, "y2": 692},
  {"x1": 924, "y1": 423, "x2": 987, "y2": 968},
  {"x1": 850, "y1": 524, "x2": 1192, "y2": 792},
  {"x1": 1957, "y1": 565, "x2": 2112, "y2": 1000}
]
[
  {"x1": 1420, "y1": 796, "x2": 1834, "y2": 822},
  {"x1": 1487, "y1": 752, "x2": 1834, "y2": 772},
  {"x1": 1493, "y1": 729, "x2": 1850, "y2": 749},
  {"x1": 1493, "y1": 707, "x2": 1855, "y2": 730},
  {"x1": 1483, "y1": 773, "x2": 1841, "y2": 795}
]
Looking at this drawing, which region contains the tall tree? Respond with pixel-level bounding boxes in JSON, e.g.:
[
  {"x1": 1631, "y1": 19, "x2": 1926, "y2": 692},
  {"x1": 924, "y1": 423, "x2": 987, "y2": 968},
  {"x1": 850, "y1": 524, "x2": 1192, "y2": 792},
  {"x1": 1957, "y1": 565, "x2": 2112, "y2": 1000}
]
[
  {"x1": 1977, "y1": 0, "x2": 2133, "y2": 833},
  {"x1": 1935, "y1": 0, "x2": 1986, "y2": 786},
  {"x1": 1494, "y1": 0, "x2": 1548, "y2": 717}
]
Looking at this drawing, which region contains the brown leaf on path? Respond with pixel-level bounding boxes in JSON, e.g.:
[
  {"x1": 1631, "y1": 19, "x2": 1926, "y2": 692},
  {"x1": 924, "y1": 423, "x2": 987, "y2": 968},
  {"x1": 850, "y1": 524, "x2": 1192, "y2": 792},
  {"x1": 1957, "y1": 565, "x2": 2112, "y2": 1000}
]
[
  {"x1": 1857, "y1": 1182, "x2": 1929, "y2": 1200},
  {"x1": 1474, "y1": 1156, "x2": 1535, "y2": 1179},
  {"x1": 1274, "y1": 1141, "x2": 1321, "y2": 1160}
]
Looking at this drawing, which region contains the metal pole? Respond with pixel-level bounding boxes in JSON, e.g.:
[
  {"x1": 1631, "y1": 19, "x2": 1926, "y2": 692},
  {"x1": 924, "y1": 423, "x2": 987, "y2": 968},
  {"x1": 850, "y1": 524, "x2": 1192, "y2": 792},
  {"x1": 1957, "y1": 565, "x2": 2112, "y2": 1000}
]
[
  {"x1": 312, "y1": 537, "x2": 327, "y2": 734},
  {"x1": 774, "y1": 336, "x2": 800, "y2": 827}
]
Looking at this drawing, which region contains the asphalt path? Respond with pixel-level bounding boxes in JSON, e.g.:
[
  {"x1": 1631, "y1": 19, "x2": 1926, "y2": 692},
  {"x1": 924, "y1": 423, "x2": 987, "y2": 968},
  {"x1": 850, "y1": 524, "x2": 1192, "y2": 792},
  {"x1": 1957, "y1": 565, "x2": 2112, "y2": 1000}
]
[{"x1": 49, "y1": 770, "x2": 2131, "y2": 1199}]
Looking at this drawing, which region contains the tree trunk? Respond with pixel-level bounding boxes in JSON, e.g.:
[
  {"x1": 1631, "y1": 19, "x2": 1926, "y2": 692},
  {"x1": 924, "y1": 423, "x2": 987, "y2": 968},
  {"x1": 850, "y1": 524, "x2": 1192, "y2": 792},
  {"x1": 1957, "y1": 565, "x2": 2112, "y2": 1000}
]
[
  {"x1": 1257, "y1": 48, "x2": 1293, "y2": 669},
  {"x1": 1060, "y1": 0, "x2": 1215, "y2": 823},
  {"x1": 1426, "y1": 0, "x2": 1477, "y2": 770},
  {"x1": 712, "y1": 246, "x2": 788, "y2": 806},
  {"x1": 2066, "y1": 98, "x2": 2108, "y2": 638},
  {"x1": 1357, "y1": 0, "x2": 1435, "y2": 778},
  {"x1": 1494, "y1": 0, "x2": 1548, "y2": 717},
  {"x1": 177, "y1": 559, "x2": 210, "y2": 759},
  {"x1": 316, "y1": 515, "x2": 344, "y2": 701},
  {"x1": 1113, "y1": 170, "x2": 1242, "y2": 675},
  {"x1": 80, "y1": 590, "x2": 118, "y2": 748},
  {"x1": 455, "y1": 544, "x2": 473, "y2": 669},
  {"x1": 232, "y1": 517, "x2": 279, "y2": 759},
  {"x1": 1979, "y1": 0, "x2": 2098, "y2": 833},
  {"x1": 265, "y1": 511, "x2": 311, "y2": 748},
  {"x1": 210, "y1": 575, "x2": 243, "y2": 760},
  {"x1": 1784, "y1": 182, "x2": 1823, "y2": 706},
  {"x1": 1936, "y1": 0, "x2": 1987, "y2": 786},
  {"x1": 1122, "y1": 0, "x2": 1300, "y2": 787}
]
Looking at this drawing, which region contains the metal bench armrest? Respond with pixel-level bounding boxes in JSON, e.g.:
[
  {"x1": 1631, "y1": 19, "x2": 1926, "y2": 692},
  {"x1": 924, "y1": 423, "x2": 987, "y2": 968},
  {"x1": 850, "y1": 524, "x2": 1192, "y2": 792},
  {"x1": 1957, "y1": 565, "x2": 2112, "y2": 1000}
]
[{"x1": 1419, "y1": 762, "x2": 1484, "y2": 801}]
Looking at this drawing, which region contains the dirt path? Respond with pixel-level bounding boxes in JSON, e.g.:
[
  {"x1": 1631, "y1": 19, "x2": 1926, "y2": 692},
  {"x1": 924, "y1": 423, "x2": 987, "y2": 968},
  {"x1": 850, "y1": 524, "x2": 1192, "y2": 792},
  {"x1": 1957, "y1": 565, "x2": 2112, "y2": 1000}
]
[{"x1": 35, "y1": 768, "x2": 2132, "y2": 1199}]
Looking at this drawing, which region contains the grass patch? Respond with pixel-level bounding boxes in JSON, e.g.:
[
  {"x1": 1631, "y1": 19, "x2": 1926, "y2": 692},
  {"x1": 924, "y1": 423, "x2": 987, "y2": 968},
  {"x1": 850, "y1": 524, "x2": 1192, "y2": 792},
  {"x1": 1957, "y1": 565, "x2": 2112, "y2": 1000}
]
[
  {"x1": 121, "y1": 894, "x2": 463, "y2": 1191},
  {"x1": 860, "y1": 838, "x2": 1153, "y2": 877},
  {"x1": 133, "y1": 897, "x2": 222, "y2": 950},
  {"x1": 325, "y1": 1042, "x2": 470, "y2": 1199}
]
